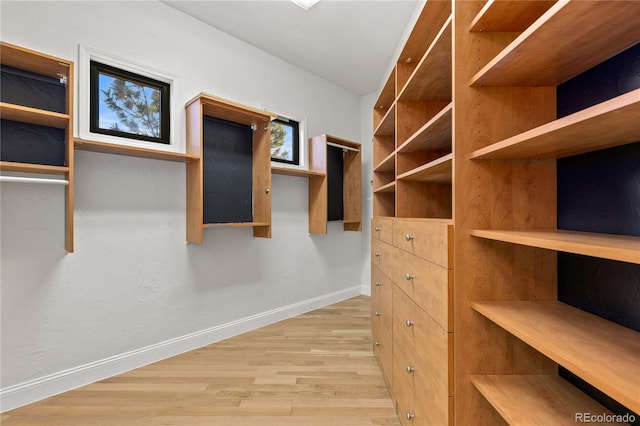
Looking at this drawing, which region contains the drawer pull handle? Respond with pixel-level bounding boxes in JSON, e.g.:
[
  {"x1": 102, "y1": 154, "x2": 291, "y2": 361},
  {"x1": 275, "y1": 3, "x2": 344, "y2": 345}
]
[
  {"x1": 405, "y1": 234, "x2": 414, "y2": 241},
  {"x1": 405, "y1": 320, "x2": 414, "y2": 327},
  {"x1": 405, "y1": 273, "x2": 414, "y2": 281},
  {"x1": 375, "y1": 252, "x2": 381, "y2": 257},
  {"x1": 375, "y1": 311, "x2": 382, "y2": 317},
  {"x1": 406, "y1": 366, "x2": 415, "y2": 374},
  {"x1": 375, "y1": 281, "x2": 381, "y2": 287},
  {"x1": 406, "y1": 413, "x2": 415, "y2": 420},
  {"x1": 375, "y1": 226, "x2": 381, "y2": 232},
  {"x1": 375, "y1": 341, "x2": 381, "y2": 347}
]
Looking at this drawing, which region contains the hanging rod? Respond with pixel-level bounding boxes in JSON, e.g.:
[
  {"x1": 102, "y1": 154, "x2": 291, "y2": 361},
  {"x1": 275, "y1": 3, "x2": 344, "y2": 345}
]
[
  {"x1": 327, "y1": 141, "x2": 360, "y2": 152},
  {"x1": 0, "y1": 176, "x2": 69, "y2": 185}
]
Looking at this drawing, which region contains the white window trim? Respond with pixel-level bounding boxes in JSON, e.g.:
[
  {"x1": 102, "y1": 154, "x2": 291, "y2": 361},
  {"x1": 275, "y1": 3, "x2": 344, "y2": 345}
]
[
  {"x1": 263, "y1": 105, "x2": 307, "y2": 171},
  {"x1": 78, "y1": 45, "x2": 183, "y2": 153}
]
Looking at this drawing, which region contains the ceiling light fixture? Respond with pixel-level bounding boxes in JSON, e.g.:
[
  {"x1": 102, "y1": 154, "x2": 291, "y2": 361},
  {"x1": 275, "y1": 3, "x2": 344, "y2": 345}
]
[{"x1": 290, "y1": 0, "x2": 320, "y2": 11}]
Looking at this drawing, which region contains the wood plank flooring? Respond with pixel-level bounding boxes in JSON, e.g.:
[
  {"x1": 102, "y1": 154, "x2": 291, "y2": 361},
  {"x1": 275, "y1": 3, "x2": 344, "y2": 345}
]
[{"x1": 2, "y1": 295, "x2": 400, "y2": 425}]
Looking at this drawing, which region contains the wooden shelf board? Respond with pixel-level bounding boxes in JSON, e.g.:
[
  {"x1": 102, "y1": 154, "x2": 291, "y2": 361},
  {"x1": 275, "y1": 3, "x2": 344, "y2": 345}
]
[
  {"x1": 373, "y1": 152, "x2": 395, "y2": 173},
  {"x1": 204, "y1": 222, "x2": 270, "y2": 228},
  {"x1": 0, "y1": 102, "x2": 69, "y2": 129},
  {"x1": 374, "y1": 181, "x2": 396, "y2": 194},
  {"x1": 398, "y1": 0, "x2": 451, "y2": 69},
  {"x1": 187, "y1": 93, "x2": 276, "y2": 127},
  {"x1": 470, "y1": 89, "x2": 640, "y2": 159},
  {"x1": 374, "y1": 102, "x2": 396, "y2": 137},
  {"x1": 469, "y1": 0, "x2": 557, "y2": 32},
  {"x1": 374, "y1": 70, "x2": 396, "y2": 112},
  {"x1": 397, "y1": 153, "x2": 452, "y2": 183},
  {"x1": 398, "y1": 17, "x2": 452, "y2": 102},
  {"x1": 0, "y1": 42, "x2": 71, "y2": 78},
  {"x1": 471, "y1": 375, "x2": 613, "y2": 425},
  {"x1": 470, "y1": 229, "x2": 640, "y2": 264},
  {"x1": 343, "y1": 220, "x2": 361, "y2": 224},
  {"x1": 0, "y1": 161, "x2": 69, "y2": 175},
  {"x1": 472, "y1": 301, "x2": 640, "y2": 414},
  {"x1": 271, "y1": 166, "x2": 325, "y2": 178},
  {"x1": 74, "y1": 138, "x2": 199, "y2": 162},
  {"x1": 470, "y1": 1, "x2": 640, "y2": 87},
  {"x1": 398, "y1": 103, "x2": 452, "y2": 153}
]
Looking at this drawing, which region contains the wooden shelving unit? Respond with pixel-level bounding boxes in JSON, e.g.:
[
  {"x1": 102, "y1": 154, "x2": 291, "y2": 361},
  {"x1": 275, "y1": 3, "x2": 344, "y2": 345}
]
[
  {"x1": 308, "y1": 134, "x2": 361, "y2": 234},
  {"x1": 470, "y1": 89, "x2": 640, "y2": 159},
  {"x1": 185, "y1": 93, "x2": 276, "y2": 243},
  {"x1": 468, "y1": 0, "x2": 556, "y2": 33},
  {"x1": 472, "y1": 301, "x2": 640, "y2": 414},
  {"x1": 471, "y1": 375, "x2": 613, "y2": 425},
  {"x1": 74, "y1": 138, "x2": 199, "y2": 163},
  {"x1": 471, "y1": 229, "x2": 640, "y2": 264},
  {"x1": 0, "y1": 42, "x2": 74, "y2": 252},
  {"x1": 470, "y1": 1, "x2": 640, "y2": 87}
]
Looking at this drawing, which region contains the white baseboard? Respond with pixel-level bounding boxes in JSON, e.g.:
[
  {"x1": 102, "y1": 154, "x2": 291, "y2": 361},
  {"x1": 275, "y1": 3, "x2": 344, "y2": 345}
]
[{"x1": 1, "y1": 285, "x2": 362, "y2": 412}]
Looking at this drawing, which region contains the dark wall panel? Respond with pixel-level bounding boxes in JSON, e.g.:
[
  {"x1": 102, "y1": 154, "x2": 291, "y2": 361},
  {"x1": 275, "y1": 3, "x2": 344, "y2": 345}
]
[
  {"x1": 327, "y1": 145, "x2": 344, "y2": 221},
  {"x1": 0, "y1": 120, "x2": 66, "y2": 166},
  {"x1": 202, "y1": 116, "x2": 253, "y2": 224},
  {"x1": 557, "y1": 43, "x2": 640, "y2": 423}
]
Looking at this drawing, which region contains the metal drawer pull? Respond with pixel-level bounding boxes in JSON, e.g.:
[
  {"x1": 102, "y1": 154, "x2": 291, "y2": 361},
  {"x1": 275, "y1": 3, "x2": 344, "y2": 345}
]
[
  {"x1": 405, "y1": 320, "x2": 414, "y2": 327},
  {"x1": 375, "y1": 252, "x2": 381, "y2": 257},
  {"x1": 405, "y1": 234, "x2": 414, "y2": 241},
  {"x1": 375, "y1": 281, "x2": 381, "y2": 287},
  {"x1": 375, "y1": 311, "x2": 382, "y2": 317},
  {"x1": 375, "y1": 341, "x2": 381, "y2": 347},
  {"x1": 405, "y1": 273, "x2": 414, "y2": 280},
  {"x1": 406, "y1": 413, "x2": 415, "y2": 420},
  {"x1": 375, "y1": 226, "x2": 381, "y2": 232},
  {"x1": 406, "y1": 366, "x2": 415, "y2": 374}
]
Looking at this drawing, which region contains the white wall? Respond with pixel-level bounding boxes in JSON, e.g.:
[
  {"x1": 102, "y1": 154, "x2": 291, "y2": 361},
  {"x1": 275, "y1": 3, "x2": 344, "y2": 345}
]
[{"x1": 0, "y1": 0, "x2": 369, "y2": 409}]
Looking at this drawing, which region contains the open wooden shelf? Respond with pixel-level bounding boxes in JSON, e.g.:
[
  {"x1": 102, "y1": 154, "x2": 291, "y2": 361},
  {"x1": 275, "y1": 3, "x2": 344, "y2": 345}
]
[
  {"x1": 398, "y1": 103, "x2": 452, "y2": 153},
  {"x1": 271, "y1": 166, "x2": 325, "y2": 178},
  {"x1": 374, "y1": 152, "x2": 395, "y2": 173},
  {"x1": 397, "y1": 153, "x2": 452, "y2": 183},
  {"x1": 74, "y1": 138, "x2": 199, "y2": 162},
  {"x1": 0, "y1": 161, "x2": 69, "y2": 175},
  {"x1": 0, "y1": 42, "x2": 70, "y2": 80},
  {"x1": 204, "y1": 222, "x2": 270, "y2": 228},
  {"x1": 373, "y1": 70, "x2": 396, "y2": 131},
  {"x1": 470, "y1": 229, "x2": 640, "y2": 264},
  {"x1": 398, "y1": 16, "x2": 452, "y2": 102},
  {"x1": 469, "y1": 89, "x2": 640, "y2": 159},
  {"x1": 0, "y1": 102, "x2": 69, "y2": 129},
  {"x1": 472, "y1": 301, "x2": 640, "y2": 414},
  {"x1": 471, "y1": 375, "x2": 613, "y2": 425},
  {"x1": 469, "y1": 0, "x2": 556, "y2": 33},
  {"x1": 374, "y1": 181, "x2": 396, "y2": 194},
  {"x1": 470, "y1": 1, "x2": 640, "y2": 87},
  {"x1": 374, "y1": 102, "x2": 396, "y2": 137}
]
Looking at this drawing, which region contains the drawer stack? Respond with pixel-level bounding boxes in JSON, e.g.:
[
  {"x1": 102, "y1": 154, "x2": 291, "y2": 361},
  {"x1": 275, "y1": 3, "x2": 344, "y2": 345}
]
[{"x1": 371, "y1": 218, "x2": 453, "y2": 425}]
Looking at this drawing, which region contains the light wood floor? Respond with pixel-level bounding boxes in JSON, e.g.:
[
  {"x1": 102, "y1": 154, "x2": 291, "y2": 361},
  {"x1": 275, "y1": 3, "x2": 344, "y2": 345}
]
[{"x1": 1, "y1": 295, "x2": 399, "y2": 425}]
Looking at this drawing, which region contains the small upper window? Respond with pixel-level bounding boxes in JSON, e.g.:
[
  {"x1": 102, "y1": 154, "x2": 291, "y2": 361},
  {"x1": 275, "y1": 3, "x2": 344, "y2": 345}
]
[
  {"x1": 270, "y1": 117, "x2": 300, "y2": 165},
  {"x1": 90, "y1": 61, "x2": 170, "y2": 145}
]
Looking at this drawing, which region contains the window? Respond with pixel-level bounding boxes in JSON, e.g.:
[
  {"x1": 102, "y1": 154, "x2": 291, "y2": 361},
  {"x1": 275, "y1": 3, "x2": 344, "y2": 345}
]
[
  {"x1": 90, "y1": 61, "x2": 170, "y2": 144},
  {"x1": 270, "y1": 117, "x2": 300, "y2": 165}
]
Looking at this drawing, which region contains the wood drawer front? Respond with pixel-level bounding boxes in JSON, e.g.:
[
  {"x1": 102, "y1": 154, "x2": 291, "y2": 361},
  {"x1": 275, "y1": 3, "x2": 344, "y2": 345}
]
[
  {"x1": 372, "y1": 218, "x2": 394, "y2": 244},
  {"x1": 372, "y1": 265, "x2": 393, "y2": 339},
  {"x1": 393, "y1": 337, "x2": 449, "y2": 426},
  {"x1": 392, "y1": 220, "x2": 452, "y2": 268},
  {"x1": 393, "y1": 287, "x2": 451, "y2": 396},
  {"x1": 371, "y1": 238, "x2": 397, "y2": 278},
  {"x1": 397, "y1": 395, "x2": 452, "y2": 426},
  {"x1": 372, "y1": 328, "x2": 393, "y2": 389},
  {"x1": 394, "y1": 250, "x2": 452, "y2": 331}
]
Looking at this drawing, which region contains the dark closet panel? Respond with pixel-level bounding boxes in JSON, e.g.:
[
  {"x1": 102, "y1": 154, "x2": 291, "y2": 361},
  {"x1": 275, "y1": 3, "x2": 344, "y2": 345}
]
[
  {"x1": 0, "y1": 65, "x2": 66, "y2": 113},
  {"x1": 327, "y1": 145, "x2": 344, "y2": 221},
  {"x1": 202, "y1": 116, "x2": 253, "y2": 224},
  {"x1": 0, "y1": 120, "x2": 66, "y2": 166}
]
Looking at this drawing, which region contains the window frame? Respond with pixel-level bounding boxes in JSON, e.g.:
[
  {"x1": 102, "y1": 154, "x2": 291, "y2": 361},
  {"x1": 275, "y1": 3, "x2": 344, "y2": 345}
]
[
  {"x1": 89, "y1": 60, "x2": 170, "y2": 145},
  {"x1": 79, "y1": 46, "x2": 181, "y2": 153},
  {"x1": 270, "y1": 116, "x2": 300, "y2": 166}
]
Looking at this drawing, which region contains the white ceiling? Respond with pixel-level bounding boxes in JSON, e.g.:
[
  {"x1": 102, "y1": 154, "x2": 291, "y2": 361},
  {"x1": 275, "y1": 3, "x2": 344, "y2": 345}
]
[{"x1": 162, "y1": 1, "x2": 421, "y2": 95}]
